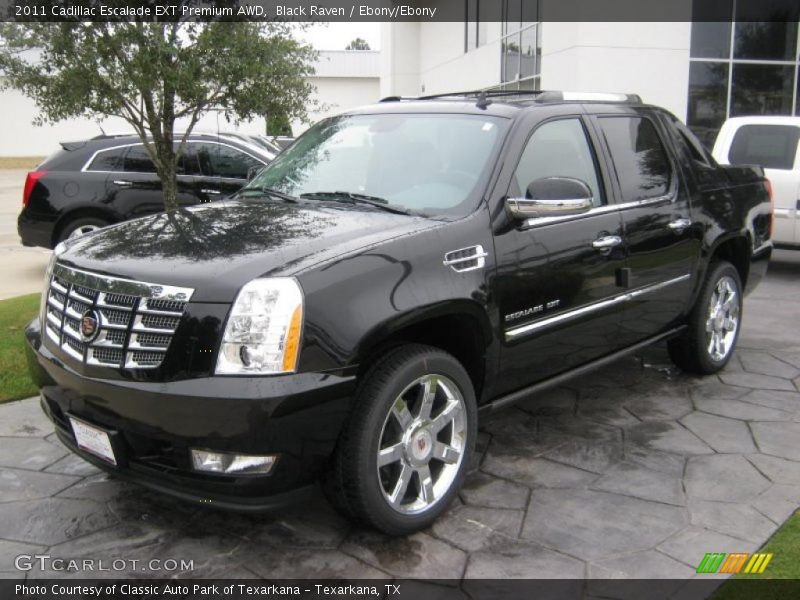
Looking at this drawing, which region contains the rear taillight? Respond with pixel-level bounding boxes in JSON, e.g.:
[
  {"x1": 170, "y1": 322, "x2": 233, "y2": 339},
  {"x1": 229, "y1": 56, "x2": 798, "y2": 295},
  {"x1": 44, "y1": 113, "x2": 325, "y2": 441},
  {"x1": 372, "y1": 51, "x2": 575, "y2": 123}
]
[{"x1": 22, "y1": 170, "x2": 46, "y2": 208}]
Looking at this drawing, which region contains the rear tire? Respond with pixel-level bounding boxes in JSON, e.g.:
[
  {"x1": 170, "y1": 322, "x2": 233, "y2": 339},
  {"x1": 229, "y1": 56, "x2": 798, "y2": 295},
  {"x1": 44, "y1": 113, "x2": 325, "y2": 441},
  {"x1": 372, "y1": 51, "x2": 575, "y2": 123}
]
[
  {"x1": 58, "y1": 217, "x2": 109, "y2": 243},
  {"x1": 668, "y1": 261, "x2": 742, "y2": 375},
  {"x1": 325, "y1": 344, "x2": 477, "y2": 535}
]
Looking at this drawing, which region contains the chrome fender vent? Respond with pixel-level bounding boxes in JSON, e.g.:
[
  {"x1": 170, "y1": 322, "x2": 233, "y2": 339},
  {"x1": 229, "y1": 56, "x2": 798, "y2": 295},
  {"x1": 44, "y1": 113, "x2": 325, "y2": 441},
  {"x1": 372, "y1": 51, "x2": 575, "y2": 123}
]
[{"x1": 443, "y1": 245, "x2": 488, "y2": 273}]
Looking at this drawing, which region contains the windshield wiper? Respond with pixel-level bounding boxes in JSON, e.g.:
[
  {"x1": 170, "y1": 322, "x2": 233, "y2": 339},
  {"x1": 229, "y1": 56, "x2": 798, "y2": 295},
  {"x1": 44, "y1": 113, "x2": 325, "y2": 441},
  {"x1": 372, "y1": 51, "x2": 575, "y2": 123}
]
[
  {"x1": 300, "y1": 191, "x2": 414, "y2": 216},
  {"x1": 235, "y1": 187, "x2": 299, "y2": 203}
]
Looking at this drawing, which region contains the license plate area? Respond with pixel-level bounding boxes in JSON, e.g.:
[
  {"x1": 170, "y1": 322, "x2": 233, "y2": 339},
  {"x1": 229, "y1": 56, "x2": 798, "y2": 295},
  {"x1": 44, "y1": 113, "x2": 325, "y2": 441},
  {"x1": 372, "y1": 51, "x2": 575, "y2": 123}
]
[{"x1": 68, "y1": 415, "x2": 118, "y2": 466}]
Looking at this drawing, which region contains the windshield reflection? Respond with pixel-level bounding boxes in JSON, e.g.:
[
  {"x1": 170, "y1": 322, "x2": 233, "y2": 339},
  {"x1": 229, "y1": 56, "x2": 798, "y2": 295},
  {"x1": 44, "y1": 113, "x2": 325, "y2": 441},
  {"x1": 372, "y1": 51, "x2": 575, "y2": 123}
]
[{"x1": 246, "y1": 113, "x2": 508, "y2": 217}]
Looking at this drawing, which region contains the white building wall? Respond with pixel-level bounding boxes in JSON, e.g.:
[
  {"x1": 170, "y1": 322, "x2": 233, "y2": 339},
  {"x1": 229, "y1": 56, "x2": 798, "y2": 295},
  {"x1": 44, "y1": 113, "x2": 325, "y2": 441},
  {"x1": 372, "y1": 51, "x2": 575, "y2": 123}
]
[
  {"x1": 0, "y1": 50, "x2": 380, "y2": 156},
  {"x1": 379, "y1": 21, "x2": 502, "y2": 97},
  {"x1": 540, "y1": 22, "x2": 692, "y2": 120},
  {"x1": 0, "y1": 81, "x2": 269, "y2": 158},
  {"x1": 303, "y1": 76, "x2": 381, "y2": 124},
  {"x1": 379, "y1": 22, "x2": 420, "y2": 97},
  {"x1": 379, "y1": 20, "x2": 693, "y2": 122},
  {"x1": 418, "y1": 22, "x2": 502, "y2": 95}
]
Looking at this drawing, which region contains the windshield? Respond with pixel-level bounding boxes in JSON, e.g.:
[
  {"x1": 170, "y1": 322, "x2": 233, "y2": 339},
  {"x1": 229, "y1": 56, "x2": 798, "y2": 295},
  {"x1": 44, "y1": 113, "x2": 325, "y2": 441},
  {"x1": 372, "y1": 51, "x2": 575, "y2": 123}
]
[{"x1": 245, "y1": 113, "x2": 509, "y2": 217}]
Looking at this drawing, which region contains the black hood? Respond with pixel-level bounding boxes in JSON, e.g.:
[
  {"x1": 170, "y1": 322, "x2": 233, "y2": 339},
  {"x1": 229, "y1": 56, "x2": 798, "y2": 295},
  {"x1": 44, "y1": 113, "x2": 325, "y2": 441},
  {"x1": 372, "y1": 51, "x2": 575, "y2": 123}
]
[{"x1": 58, "y1": 200, "x2": 438, "y2": 302}]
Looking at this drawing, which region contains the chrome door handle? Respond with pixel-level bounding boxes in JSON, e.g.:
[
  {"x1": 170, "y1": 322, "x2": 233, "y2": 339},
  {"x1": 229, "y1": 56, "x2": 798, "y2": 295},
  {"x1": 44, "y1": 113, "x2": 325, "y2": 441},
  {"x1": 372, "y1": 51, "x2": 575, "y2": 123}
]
[
  {"x1": 592, "y1": 235, "x2": 622, "y2": 251},
  {"x1": 200, "y1": 189, "x2": 221, "y2": 195},
  {"x1": 112, "y1": 180, "x2": 133, "y2": 187},
  {"x1": 668, "y1": 218, "x2": 692, "y2": 233}
]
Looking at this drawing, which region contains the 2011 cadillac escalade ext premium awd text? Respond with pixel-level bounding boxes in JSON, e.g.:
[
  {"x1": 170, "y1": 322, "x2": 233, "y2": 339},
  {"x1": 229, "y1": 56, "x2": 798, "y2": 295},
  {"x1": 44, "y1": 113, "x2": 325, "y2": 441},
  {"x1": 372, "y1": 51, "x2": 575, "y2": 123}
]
[{"x1": 25, "y1": 91, "x2": 772, "y2": 535}]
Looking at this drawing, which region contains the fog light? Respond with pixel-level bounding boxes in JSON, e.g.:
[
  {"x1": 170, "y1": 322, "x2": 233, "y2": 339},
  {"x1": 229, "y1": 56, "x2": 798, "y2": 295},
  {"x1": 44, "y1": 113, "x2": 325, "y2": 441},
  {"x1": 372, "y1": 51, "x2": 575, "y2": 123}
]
[{"x1": 190, "y1": 449, "x2": 276, "y2": 475}]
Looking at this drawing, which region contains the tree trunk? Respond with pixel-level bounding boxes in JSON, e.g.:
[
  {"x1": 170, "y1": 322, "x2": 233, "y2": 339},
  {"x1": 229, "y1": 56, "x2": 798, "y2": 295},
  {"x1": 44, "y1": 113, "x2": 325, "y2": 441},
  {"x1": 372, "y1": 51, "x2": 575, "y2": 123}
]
[{"x1": 161, "y1": 166, "x2": 179, "y2": 213}]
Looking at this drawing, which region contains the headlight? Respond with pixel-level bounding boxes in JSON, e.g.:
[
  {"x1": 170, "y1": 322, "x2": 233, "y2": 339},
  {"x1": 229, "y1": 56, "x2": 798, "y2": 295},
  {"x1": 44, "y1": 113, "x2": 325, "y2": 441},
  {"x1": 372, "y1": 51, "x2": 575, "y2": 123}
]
[{"x1": 215, "y1": 278, "x2": 304, "y2": 375}]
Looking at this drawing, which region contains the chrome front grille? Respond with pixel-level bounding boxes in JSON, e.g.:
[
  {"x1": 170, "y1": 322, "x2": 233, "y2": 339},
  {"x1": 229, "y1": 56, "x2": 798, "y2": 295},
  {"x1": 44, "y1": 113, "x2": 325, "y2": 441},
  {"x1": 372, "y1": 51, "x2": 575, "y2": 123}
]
[{"x1": 43, "y1": 263, "x2": 194, "y2": 370}]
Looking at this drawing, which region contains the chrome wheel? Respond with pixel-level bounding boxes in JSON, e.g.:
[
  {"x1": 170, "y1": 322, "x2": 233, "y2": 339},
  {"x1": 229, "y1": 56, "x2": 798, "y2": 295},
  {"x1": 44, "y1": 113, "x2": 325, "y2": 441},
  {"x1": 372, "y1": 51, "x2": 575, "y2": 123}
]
[
  {"x1": 705, "y1": 275, "x2": 739, "y2": 362},
  {"x1": 376, "y1": 374, "x2": 467, "y2": 515},
  {"x1": 67, "y1": 224, "x2": 101, "y2": 239}
]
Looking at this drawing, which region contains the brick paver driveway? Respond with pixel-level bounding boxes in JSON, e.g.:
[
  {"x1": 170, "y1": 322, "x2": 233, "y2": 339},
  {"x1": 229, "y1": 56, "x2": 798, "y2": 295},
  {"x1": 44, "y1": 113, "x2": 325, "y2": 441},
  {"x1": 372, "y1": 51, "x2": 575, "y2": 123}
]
[{"x1": 2, "y1": 252, "x2": 799, "y2": 581}]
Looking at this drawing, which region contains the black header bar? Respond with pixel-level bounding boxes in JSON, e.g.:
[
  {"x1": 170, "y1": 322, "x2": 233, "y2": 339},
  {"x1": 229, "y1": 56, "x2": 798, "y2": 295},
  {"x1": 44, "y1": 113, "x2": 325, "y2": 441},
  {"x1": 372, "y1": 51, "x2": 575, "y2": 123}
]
[{"x1": 2, "y1": 0, "x2": 800, "y2": 23}]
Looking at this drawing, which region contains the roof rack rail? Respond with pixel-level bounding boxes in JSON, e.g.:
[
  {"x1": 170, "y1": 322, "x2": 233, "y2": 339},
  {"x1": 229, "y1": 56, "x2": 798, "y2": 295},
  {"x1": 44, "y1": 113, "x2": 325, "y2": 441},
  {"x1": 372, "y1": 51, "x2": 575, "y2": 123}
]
[
  {"x1": 417, "y1": 89, "x2": 546, "y2": 101},
  {"x1": 380, "y1": 90, "x2": 643, "y2": 105},
  {"x1": 379, "y1": 95, "x2": 418, "y2": 102},
  {"x1": 535, "y1": 91, "x2": 643, "y2": 103}
]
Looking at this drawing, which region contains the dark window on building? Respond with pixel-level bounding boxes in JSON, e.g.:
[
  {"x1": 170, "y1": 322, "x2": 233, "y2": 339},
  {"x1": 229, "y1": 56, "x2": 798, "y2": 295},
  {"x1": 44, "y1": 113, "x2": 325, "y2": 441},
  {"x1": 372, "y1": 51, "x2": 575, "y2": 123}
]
[
  {"x1": 690, "y1": 0, "x2": 733, "y2": 58},
  {"x1": 465, "y1": 0, "x2": 477, "y2": 51},
  {"x1": 514, "y1": 118, "x2": 604, "y2": 207},
  {"x1": 520, "y1": 26, "x2": 538, "y2": 79},
  {"x1": 465, "y1": 0, "x2": 499, "y2": 50},
  {"x1": 729, "y1": 124, "x2": 800, "y2": 170},
  {"x1": 599, "y1": 117, "x2": 672, "y2": 202},
  {"x1": 87, "y1": 147, "x2": 126, "y2": 172},
  {"x1": 731, "y1": 63, "x2": 795, "y2": 117},
  {"x1": 194, "y1": 143, "x2": 262, "y2": 179},
  {"x1": 687, "y1": 61, "x2": 730, "y2": 149},
  {"x1": 733, "y1": 21, "x2": 798, "y2": 61},
  {"x1": 122, "y1": 145, "x2": 157, "y2": 174},
  {"x1": 521, "y1": 0, "x2": 539, "y2": 29},
  {"x1": 690, "y1": 22, "x2": 732, "y2": 59},
  {"x1": 686, "y1": 1, "x2": 800, "y2": 149},
  {"x1": 503, "y1": 0, "x2": 521, "y2": 36}
]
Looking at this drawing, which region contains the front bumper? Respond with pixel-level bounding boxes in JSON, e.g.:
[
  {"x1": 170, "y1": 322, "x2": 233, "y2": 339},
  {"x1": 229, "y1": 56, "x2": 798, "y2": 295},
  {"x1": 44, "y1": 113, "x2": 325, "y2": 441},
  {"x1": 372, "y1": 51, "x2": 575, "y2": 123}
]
[{"x1": 25, "y1": 319, "x2": 356, "y2": 511}]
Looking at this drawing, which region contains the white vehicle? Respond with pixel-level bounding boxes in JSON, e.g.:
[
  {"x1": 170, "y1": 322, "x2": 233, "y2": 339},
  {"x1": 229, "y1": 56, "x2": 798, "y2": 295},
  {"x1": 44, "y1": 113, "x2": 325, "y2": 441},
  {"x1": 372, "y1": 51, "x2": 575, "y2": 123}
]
[{"x1": 713, "y1": 116, "x2": 800, "y2": 249}]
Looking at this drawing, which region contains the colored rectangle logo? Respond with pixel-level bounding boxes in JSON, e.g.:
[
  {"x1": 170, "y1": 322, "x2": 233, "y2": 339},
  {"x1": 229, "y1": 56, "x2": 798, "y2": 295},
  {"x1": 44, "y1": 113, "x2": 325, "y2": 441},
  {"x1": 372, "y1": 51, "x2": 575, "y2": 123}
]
[{"x1": 696, "y1": 552, "x2": 773, "y2": 574}]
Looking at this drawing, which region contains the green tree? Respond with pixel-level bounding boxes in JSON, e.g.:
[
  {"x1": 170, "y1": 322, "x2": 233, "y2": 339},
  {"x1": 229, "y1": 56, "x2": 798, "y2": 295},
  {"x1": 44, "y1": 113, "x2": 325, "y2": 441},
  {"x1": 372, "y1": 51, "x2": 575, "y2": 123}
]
[
  {"x1": 0, "y1": 7, "x2": 317, "y2": 212},
  {"x1": 267, "y1": 110, "x2": 293, "y2": 137},
  {"x1": 345, "y1": 37, "x2": 371, "y2": 51}
]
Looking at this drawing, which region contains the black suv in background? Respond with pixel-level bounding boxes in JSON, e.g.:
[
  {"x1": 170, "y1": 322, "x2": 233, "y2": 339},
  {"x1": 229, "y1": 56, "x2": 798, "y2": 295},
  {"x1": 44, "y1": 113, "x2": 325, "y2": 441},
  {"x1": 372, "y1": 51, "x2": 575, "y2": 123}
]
[
  {"x1": 18, "y1": 133, "x2": 274, "y2": 248},
  {"x1": 25, "y1": 91, "x2": 772, "y2": 535}
]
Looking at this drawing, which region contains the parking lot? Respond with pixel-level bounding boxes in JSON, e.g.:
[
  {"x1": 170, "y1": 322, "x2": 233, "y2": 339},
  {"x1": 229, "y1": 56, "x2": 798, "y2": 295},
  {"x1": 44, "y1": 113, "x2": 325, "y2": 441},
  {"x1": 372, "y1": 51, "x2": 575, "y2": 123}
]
[{"x1": 1, "y1": 167, "x2": 799, "y2": 583}]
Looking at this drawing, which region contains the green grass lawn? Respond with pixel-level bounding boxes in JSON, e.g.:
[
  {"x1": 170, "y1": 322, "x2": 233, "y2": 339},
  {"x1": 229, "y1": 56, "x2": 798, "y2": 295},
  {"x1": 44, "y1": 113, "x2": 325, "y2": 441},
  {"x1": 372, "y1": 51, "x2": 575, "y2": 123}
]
[
  {"x1": 0, "y1": 156, "x2": 46, "y2": 169},
  {"x1": 0, "y1": 293, "x2": 40, "y2": 403},
  {"x1": 714, "y1": 511, "x2": 800, "y2": 599}
]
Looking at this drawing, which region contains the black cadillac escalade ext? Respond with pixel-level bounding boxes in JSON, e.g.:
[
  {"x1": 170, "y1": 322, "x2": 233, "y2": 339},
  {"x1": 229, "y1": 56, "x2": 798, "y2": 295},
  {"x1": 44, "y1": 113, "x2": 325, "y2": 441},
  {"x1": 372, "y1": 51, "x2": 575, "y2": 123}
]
[{"x1": 25, "y1": 91, "x2": 773, "y2": 535}]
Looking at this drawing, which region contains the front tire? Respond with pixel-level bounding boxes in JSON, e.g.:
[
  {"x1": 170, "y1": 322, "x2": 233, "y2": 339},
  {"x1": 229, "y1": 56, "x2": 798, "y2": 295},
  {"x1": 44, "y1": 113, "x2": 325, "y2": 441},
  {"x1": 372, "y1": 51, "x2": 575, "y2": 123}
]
[
  {"x1": 327, "y1": 344, "x2": 477, "y2": 535},
  {"x1": 668, "y1": 261, "x2": 743, "y2": 374}
]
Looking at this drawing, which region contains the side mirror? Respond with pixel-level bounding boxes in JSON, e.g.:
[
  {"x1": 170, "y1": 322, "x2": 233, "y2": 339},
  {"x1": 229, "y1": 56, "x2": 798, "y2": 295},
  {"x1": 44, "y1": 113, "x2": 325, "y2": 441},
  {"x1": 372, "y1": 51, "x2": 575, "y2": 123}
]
[
  {"x1": 246, "y1": 165, "x2": 263, "y2": 181},
  {"x1": 506, "y1": 176, "x2": 594, "y2": 221}
]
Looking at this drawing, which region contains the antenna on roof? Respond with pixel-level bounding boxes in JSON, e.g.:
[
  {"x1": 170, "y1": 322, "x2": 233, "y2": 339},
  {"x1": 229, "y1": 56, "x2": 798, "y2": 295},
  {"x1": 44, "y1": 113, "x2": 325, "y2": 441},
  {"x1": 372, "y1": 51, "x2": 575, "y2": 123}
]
[
  {"x1": 476, "y1": 91, "x2": 492, "y2": 110},
  {"x1": 97, "y1": 122, "x2": 106, "y2": 136}
]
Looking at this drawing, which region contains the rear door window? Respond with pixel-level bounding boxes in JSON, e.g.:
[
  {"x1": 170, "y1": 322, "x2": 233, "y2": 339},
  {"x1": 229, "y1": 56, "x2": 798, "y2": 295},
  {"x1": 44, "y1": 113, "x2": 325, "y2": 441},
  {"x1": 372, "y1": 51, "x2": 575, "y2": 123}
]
[
  {"x1": 728, "y1": 124, "x2": 800, "y2": 170},
  {"x1": 599, "y1": 116, "x2": 672, "y2": 202},
  {"x1": 122, "y1": 145, "x2": 157, "y2": 173},
  {"x1": 86, "y1": 147, "x2": 127, "y2": 172},
  {"x1": 193, "y1": 142, "x2": 264, "y2": 179}
]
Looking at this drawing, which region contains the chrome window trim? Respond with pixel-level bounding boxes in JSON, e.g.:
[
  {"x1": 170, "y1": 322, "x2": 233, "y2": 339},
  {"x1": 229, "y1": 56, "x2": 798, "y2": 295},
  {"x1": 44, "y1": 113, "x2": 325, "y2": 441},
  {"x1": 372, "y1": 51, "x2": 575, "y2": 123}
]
[
  {"x1": 505, "y1": 274, "x2": 691, "y2": 341},
  {"x1": 80, "y1": 143, "x2": 134, "y2": 173},
  {"x1": 53, "y1": 263, "x2": 194, "y2": 301},
  {"x1": 81, "y1": 140, "x2": 268, "y2": 175},
  {"x1": 521, "y1": 193, "x2": 674, "y2": 229}
]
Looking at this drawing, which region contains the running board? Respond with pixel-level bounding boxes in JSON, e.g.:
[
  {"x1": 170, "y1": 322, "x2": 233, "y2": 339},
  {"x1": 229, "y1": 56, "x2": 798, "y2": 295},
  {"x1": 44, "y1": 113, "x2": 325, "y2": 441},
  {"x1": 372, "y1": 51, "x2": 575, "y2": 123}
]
[{"x1": 479, "y1": 325, "x2": 687, "y2": 415}]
